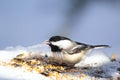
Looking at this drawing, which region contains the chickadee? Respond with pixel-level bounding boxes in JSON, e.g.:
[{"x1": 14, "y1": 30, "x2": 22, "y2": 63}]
[{"x1": 45, "y1": 36, "x2": 109, "y2": 66}]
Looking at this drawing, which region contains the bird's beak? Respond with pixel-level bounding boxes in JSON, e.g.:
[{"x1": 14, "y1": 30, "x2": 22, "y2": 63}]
[{"x1": 43, "y1": 40, "x2": 50, "y2": 45}]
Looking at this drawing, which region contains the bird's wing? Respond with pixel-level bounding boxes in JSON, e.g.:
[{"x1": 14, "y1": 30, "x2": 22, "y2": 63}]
[
  {"x1": 62, "y1": 42, "x2": 90, "y2": 54},
  {"x1": 76, "y1": 42, "x2": 88, "y2": 46},
  {"x1": 67, "y1": 45, "x2": 88, "y2": 54}
]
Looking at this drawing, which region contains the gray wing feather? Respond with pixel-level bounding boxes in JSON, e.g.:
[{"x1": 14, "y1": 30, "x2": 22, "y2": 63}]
[{"x1": 68, "y1": 45, "x2": 87, "y2": 54}]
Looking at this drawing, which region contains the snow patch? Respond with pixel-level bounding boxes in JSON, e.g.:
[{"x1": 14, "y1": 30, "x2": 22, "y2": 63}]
[
  {"x1": 0, "y1": 44, "x2": 119, "y2": 80},
  {"x1": 0, "y1": 66, "x2": 50, "y2": 80},
  {"x1": 0, "y1": 50, "x2": 28, "y2": 62},
  {"x1": 76, "y1": 50, "x2": 110, "y2": 67}
]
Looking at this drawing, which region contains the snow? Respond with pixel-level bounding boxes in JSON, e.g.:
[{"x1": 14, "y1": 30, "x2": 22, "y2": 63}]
[
  {"x1": 0, "y1": 46, "x2": 51, "y2": 80},
  {"x1": 76, "y1": 50, "x2": 111, "y2": 67},
  {"x1": 0, "y1": 44, "x2": 119, "y2": 80},
  {"x1": 0, "y1": 50, "x2": 28, "y2": 62},
  {"x1": 0, "y1": 66, "x2": 50, "y2": 80}
]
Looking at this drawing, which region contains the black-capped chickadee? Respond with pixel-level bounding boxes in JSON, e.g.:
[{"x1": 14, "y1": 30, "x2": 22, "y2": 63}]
[{"x1": 45, "y1": 36, "x2": 110, "y2": 66}]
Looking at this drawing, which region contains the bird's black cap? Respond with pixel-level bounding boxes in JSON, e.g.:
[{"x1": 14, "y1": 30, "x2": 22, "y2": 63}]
[{"x1": 49, "y1": 36, "x2": 71, "y2": 42}]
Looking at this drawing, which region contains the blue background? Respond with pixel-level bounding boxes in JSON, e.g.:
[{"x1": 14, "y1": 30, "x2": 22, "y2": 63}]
[{"x1": 0, "y1": 0, "x2": 120, "y2": 54}]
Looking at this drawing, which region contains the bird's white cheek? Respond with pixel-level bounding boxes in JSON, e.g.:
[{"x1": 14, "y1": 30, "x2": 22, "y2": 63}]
[{"x1": 51, "y1": 40, "x2": 75, "y2": 49}]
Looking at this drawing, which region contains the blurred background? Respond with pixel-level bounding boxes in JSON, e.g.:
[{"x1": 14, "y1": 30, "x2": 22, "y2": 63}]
[{"x1": 0, "y1": 0, "x2": 120, "y2": 55}]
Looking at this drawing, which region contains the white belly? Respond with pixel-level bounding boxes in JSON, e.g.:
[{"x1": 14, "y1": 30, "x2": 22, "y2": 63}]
[
  {"x1": 62, "y1": 51, "x2": 85, "y2": 64},
  {"x1": 52, "y1": 50, "x2": 91, "y2": 65}
]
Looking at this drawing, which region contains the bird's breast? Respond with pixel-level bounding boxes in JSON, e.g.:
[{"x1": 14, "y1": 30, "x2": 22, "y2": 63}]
[
  {"x1": 62, "y1": 51, "x2": 85, "y2": 64},
  {"x1": 52, "y1": 49, "x2": 91, "y2": 65}
]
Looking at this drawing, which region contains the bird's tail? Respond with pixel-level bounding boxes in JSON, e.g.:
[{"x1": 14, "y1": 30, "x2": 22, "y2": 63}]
[{"x1": 91, "y1": 45, "x2": 110, "y2": 49}]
